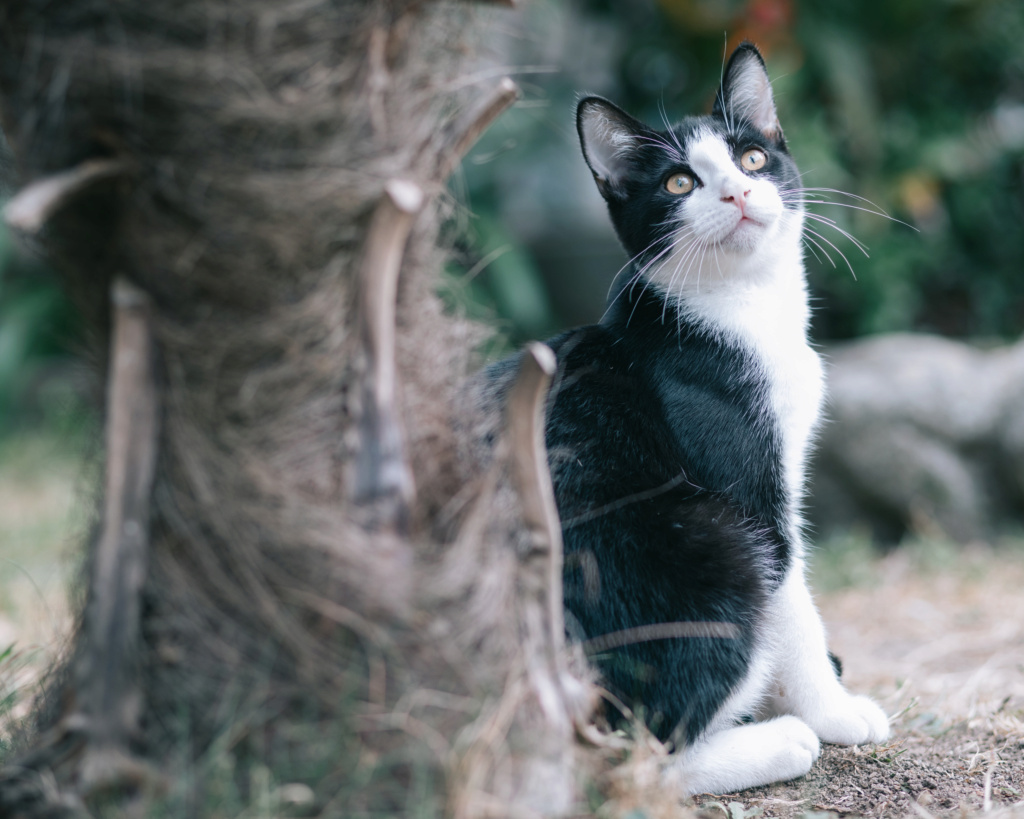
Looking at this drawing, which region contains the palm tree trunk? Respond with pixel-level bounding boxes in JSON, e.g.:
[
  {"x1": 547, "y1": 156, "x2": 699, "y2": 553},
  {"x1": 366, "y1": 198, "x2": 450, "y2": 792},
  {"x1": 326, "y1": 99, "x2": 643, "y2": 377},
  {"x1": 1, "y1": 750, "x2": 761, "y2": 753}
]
[{"x1": 0, "y1": 1, "x2": 587, "y2": 815}]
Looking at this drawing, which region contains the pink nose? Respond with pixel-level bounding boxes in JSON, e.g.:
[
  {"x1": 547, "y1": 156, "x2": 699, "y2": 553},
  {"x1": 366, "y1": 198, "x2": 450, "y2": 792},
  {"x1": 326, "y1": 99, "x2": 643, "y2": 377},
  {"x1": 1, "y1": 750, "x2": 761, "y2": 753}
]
[{"x1": 721, "y1": 186, "x2": 751, "y2": 206}]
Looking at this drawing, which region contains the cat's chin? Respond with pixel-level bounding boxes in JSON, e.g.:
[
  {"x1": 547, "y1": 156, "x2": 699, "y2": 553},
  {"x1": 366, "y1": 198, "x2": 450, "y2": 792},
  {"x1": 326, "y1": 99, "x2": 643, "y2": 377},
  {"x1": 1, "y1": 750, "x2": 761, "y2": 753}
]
[{"x1": 717, "y1": 217, "x2": 770, "y2": 254}]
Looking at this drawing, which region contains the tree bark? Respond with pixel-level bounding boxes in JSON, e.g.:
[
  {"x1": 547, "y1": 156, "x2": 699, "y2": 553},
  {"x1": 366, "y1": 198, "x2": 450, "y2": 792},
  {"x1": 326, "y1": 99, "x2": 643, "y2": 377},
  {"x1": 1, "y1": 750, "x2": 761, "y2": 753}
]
[{"x1": 0, "y1": 1, "x2": 588, "y2": 816}]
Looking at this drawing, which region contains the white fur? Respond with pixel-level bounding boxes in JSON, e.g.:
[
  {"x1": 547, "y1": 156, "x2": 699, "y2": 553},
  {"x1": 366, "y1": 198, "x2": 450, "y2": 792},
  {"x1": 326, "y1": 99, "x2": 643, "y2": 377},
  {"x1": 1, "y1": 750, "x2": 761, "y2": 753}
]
[
  {"x1": 723, "y1": 56, "x2": 780, "y2": 137},
  {"x1": 674, "y1": 716, "x2": 820, "y2": 795},
  {"x1": 649, "y1": 131, "x2": 822, "y2": 521},
  {"x1": 580, "y1": 108, "x2": 639, "y2": 186},
  {"x1": 650, "y1": 131, "x2": 889, "y2": 794}
]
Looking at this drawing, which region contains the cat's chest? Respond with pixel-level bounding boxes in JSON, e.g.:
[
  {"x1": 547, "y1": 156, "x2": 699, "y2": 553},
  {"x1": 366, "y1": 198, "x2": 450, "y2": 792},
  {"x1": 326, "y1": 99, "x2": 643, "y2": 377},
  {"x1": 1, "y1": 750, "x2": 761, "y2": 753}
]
[{"x1": 683, "y1": 283, "x2": 824, "y2": 501}]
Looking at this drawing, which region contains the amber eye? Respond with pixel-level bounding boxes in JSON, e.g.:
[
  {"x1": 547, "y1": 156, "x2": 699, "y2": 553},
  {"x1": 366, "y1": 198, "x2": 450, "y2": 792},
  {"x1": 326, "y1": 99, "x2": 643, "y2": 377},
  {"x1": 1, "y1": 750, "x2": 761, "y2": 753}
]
[
  {"x1": 665, "y1": 173, "x2": 695, "y2": 195},
  {"x1": 741, "y1": 148, "x2": 767, "y2": 172}
]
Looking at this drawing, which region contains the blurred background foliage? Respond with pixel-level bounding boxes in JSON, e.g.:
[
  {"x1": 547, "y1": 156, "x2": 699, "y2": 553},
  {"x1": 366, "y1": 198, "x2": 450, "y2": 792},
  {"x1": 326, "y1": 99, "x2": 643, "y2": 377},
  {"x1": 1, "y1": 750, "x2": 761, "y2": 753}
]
[
  {"x1": 0, "y1": 228, "x2": 85, "y2": 436},
  {"x1": 0, "y1": 131, "x2": 88, "y2": 440},
  {"x1": 3, "y1": 0, "x2": 1024, "y2": 436},
  {"x1": 449, "y1": 0, "x2": 1024, "y2": 353}
]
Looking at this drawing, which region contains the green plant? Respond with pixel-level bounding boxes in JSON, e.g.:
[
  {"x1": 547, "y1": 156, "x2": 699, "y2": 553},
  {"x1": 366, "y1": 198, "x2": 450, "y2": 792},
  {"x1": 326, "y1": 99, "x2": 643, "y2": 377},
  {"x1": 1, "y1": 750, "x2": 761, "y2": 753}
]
[{"x1": 0, "y1": 220, "x2": 84, "y2": 435}]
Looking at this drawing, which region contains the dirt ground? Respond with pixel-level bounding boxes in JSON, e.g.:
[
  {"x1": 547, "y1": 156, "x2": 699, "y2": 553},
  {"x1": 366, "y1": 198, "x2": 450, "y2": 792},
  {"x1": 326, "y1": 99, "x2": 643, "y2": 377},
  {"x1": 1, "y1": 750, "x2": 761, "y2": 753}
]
[
  {"x1": 3, "y1": 437, "x2": 1024, "y2": 817},
  {"x1": 688, "y1": 544, "x2": 1024, "y2": 819}
]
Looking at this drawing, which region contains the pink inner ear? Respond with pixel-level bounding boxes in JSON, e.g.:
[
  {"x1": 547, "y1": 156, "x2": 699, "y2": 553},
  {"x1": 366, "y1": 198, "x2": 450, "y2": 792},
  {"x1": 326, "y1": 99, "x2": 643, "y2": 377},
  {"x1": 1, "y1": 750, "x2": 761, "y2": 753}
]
[
  {"x1": 723, "y1": 56, "x2": 780, "y2": 138},
  {"x1": 581, "y1": 107, "x2": 637, "y2": 185}
]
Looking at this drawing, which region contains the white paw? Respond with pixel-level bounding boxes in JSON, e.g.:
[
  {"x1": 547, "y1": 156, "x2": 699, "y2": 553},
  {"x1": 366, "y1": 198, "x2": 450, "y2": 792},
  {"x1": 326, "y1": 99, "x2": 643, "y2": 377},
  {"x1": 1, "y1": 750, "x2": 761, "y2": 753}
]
[
  {"x1": 678, "y1": 716, "x2": 821, "y2": 795},
  {"x1": 810, "y1": 694, "x2": 890, "y2": 746},
  {"x1": 768, "y1": 715, "x2": 823, "y2": 772}
]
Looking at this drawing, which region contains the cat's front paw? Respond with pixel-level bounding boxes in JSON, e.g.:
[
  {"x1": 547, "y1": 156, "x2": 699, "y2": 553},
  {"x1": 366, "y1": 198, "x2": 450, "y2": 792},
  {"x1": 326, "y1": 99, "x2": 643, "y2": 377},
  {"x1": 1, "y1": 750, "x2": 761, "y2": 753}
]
[
  {"x1": 675, "y1": 716, "x2": 821, "y2": 795},
  {"x1": 809, "y1": 694, "x2": 889, "y2": 746},
  {"x1": 766, "y1": 714, "x2": 824, "y2": 770}
]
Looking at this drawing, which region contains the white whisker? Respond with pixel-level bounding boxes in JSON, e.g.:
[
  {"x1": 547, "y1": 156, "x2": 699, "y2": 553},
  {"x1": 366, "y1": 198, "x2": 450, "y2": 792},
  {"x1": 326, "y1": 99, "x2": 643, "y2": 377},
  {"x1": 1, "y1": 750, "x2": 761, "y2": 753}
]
[
  {"x1": 801, "y1": 236, "x2": 825, "y2": 265},
  {"x1": 781, "y1": 186, "x2": 918, "y2": 232},
  {"x1": 801, "y1": 231, "x2": 835, "y2": 268},
  {"x1": 657, "y1": 98, "x2": 688, "y2": 160},
  {"x1": 803, "y1": 225, "x2": 858, "y2": 279},
  {"x1": 802, "y1": 212, "x2": 871, "y2": 256}
]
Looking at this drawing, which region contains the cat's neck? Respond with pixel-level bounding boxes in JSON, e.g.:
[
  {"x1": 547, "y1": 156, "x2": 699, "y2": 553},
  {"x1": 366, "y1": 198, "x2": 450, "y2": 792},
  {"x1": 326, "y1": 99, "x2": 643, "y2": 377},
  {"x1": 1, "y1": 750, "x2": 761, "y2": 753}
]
[
  {"x1": 648, "y1": 209, "x2": 808, "y2": 320},
  {"x1": 672, "y1": 245, "x2": 811, "y2": 347},
  {"x1": 618, "y1": 226, "x2": 823, "y2": 552}
]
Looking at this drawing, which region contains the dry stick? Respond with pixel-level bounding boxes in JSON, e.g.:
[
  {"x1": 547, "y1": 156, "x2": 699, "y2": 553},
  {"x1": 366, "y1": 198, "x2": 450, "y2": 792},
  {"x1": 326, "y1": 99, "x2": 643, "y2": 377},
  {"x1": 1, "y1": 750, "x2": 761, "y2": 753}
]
[
  {"x1": 583, "y1": 621, "x2": 742, "y2": 655},
  {"x1": 366, "y1": 26, "x2": 389, "y2": 136},
  {"x1": 351, "y1": 180, "x2": 424, "y2": 533},
  {"x1": 436, "y1": 77, "x2": 520, "y2": 181},
  {"x1": 429, "y1": 0, "x2": 516, "y2": 10},
  {"x1": 3, "y1": 159, "x2": 130, "y2": 233},
  {"x1": 71, "y1": 278, "x2": 162, "y2": 793},
  {"x1": 505, "y1": 343, "x2": 573, "y2": 732}
]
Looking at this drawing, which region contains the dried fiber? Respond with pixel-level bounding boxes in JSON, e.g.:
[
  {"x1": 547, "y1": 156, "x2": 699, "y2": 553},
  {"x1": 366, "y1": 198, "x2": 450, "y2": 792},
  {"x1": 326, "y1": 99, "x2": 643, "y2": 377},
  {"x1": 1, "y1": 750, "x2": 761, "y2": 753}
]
[{"x1": 0, "y1": 1, "x2": 586, "y2": 815}]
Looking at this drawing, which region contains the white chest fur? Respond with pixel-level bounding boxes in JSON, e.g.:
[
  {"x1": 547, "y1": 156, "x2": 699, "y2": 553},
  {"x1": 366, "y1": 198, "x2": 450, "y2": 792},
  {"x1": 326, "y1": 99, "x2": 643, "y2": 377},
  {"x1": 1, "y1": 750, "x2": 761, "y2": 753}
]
[
  {"x1": 644, "y1": 129, "x2": 825, "y2": 527},
  {"x1": 669, "y1": 233, "x2": 825, "y2": 534}
]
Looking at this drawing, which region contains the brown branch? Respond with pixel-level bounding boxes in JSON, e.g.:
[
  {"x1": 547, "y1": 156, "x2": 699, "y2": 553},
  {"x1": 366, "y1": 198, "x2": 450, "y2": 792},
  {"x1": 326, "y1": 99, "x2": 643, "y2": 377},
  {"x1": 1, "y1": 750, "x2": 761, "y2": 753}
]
[
  {"x1": 506, "y1": 344, "x2": 560, "y2": 559},
  {"x1": 351, "y1": 180, "x2": 423, "y2": 532},
  {"x1": 69, "y1": 277, "x2": 163, "y2": 795},
  {"x1": 582, "y1": 621, "x2": 742, "y2": 655},
  {"x1": 3, "y1": 159, "x2": 130, "y2": 233},
  {"x1": 436, "y1": 77, "x2": 519, "y2": 181},
  {"x1": 504, "y1": 343, "x2": 573, "y2": 720},
  {"x1": 506, "y1": 344, "x2": 598, "y2": 746},
  {"x1": 445, "y1": 0, "x2": 517, "y2": 6},
  {"x1": 497, "y1": 343, "x2": 587, "y2": 810}
]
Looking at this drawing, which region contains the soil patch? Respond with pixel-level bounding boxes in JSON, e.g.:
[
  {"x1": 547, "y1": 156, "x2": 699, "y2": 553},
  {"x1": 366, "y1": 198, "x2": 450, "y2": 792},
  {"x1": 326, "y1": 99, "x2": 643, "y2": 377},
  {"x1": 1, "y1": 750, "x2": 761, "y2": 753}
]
[{"x1": 693, "y1": 545, "x2": 1024, "y2": 818}]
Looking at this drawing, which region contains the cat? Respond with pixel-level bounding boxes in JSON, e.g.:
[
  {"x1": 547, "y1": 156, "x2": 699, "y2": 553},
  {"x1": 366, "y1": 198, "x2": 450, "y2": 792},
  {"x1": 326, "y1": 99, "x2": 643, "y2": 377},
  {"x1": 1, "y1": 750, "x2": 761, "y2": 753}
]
[{"x1": 478, "y1": 42, "x2": 889, "y2": 795}]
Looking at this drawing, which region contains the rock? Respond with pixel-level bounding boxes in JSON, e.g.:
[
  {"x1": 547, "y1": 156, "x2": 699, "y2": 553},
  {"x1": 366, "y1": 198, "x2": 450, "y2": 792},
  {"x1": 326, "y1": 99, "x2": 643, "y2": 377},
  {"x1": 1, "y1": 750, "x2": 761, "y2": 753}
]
[{"x1": 808, "y1": 333, "x2": 1024, "y2": 545}]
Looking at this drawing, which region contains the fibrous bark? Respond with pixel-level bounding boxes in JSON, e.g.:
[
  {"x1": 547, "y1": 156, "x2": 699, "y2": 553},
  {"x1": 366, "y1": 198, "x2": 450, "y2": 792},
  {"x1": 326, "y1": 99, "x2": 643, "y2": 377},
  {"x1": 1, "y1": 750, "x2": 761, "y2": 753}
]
[{"x1": 0, "y1": 1, "x2": 588, "y2": 816}]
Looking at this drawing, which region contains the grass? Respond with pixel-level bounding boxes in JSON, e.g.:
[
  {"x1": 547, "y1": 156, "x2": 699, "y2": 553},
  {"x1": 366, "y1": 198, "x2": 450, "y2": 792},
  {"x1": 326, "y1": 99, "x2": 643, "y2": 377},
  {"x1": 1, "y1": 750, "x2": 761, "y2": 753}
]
[{"x1": 808, "y1": 525, "x2": 1024, "y2": 595}]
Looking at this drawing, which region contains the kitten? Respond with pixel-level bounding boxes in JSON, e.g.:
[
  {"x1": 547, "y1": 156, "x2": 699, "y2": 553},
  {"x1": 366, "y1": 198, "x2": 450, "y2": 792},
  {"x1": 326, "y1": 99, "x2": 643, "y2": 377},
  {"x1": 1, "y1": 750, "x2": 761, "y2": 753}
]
[{"x1": 481, "y1": 42, "x2": 888, "y2": 794}]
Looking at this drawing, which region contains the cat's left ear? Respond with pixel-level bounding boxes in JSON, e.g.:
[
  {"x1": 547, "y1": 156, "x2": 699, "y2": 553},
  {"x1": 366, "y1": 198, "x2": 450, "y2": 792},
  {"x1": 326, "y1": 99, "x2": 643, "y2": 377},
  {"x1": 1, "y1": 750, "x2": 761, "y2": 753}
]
[
  {"x1": 577, "y1": 96, "x2": 648, "y2": 201},
  {"x1": 713, "y1": 42, "x2": 783, "y2": 141}
]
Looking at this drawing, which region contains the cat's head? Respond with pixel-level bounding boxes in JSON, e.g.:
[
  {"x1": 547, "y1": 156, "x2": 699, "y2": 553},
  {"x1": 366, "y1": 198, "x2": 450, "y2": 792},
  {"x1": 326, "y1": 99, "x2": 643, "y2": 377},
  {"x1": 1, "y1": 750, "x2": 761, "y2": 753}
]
[{"x1": 577, "y1": 43, "x2": 802, "y2": 292}]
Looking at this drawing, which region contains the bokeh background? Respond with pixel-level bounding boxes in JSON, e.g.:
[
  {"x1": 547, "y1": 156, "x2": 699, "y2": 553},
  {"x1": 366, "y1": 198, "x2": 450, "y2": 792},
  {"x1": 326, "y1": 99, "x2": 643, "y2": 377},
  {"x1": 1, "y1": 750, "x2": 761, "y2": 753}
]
[
  {"x1": 4, "y1": 0, "x2": 1024, "y2": 435},
  {"x1": 3, "y1": 0, "x2": 1024, "y2": 625},
  {"x1": 446, "y1": 0, "x2": 1024, "y2": 350},
  {"x1": 1, "y1": 0, "x2": 1023, "y2": 573}
]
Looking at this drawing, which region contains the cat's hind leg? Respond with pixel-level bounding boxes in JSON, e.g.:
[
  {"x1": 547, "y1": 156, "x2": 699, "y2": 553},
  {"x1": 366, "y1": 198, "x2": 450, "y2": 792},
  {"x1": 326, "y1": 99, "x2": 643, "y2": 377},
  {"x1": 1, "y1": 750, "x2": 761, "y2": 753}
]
[{"x1": 670, "y1": 716, "x2": 820, "y2": 796}]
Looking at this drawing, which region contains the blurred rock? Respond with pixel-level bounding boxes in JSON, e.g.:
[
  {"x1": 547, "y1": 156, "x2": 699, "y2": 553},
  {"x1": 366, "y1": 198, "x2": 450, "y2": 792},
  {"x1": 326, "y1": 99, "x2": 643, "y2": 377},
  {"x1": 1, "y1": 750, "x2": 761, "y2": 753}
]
[{"x1": 808, "y1": 333, "x2": 1024, "y2": 545}]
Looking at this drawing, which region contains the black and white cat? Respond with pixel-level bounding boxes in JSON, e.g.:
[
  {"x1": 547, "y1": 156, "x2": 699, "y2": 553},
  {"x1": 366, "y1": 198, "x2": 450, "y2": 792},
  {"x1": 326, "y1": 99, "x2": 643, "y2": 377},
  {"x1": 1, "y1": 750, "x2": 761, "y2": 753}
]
[{"x1": 482, "y1": 42, "x2": 888, "y2": 794}]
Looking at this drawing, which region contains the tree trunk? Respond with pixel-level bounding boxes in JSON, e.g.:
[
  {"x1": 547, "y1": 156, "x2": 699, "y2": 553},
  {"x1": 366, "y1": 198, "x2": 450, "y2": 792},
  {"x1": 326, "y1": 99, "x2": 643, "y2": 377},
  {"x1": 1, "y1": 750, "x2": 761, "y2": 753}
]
[{"x1": 0, "y1": 2, "x2": 589, "y2": 816}]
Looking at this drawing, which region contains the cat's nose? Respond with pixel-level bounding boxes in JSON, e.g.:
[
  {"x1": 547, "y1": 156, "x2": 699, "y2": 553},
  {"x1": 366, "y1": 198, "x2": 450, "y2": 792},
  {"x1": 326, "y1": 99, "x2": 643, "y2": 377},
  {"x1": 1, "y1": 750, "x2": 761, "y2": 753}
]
[{"x1": 720, "y1": 183, "x2": 751, "y2": 206}]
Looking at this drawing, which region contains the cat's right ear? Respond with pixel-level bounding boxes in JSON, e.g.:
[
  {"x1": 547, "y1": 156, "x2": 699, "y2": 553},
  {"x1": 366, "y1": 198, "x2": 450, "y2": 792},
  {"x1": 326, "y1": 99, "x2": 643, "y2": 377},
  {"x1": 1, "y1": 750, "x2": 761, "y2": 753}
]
[{"x1": 577, "y1": 96, "x2": 645, "y2": 201}]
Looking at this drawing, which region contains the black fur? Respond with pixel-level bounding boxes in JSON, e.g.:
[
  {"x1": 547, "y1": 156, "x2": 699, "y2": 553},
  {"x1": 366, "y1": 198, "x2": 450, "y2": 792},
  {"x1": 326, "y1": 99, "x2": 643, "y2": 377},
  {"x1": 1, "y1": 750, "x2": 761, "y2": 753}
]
[
  {"x1": 482, "y1": 43, "x2": 803, "y2": 746},
  {"x1": 577, "y1": 46, "x2": 799, "y2": 267}
]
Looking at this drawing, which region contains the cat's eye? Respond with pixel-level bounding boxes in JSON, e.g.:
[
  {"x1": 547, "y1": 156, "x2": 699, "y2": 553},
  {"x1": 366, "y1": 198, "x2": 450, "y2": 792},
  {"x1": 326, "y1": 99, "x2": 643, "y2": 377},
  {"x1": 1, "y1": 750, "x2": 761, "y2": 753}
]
[
  {"x1": 741, "y1": 148, "x2": 767, "y2": 172},
  {"x1": 665, "y1": 173, "x2": 695, "y2": 195}
]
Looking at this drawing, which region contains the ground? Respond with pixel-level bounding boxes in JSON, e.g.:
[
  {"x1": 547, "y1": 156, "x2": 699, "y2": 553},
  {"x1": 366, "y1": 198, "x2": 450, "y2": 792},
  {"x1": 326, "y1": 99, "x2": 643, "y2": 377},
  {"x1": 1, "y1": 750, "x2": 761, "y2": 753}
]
[
  {"x1": 2, "y1": 435, "x2": 1023, "y2": 818},
  {"x1": 680, "y1": 541, "x2": 1024, "y2": 819},
  {"x1": 0, "y1": 432, "x2": 85, "y2": 742}
]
